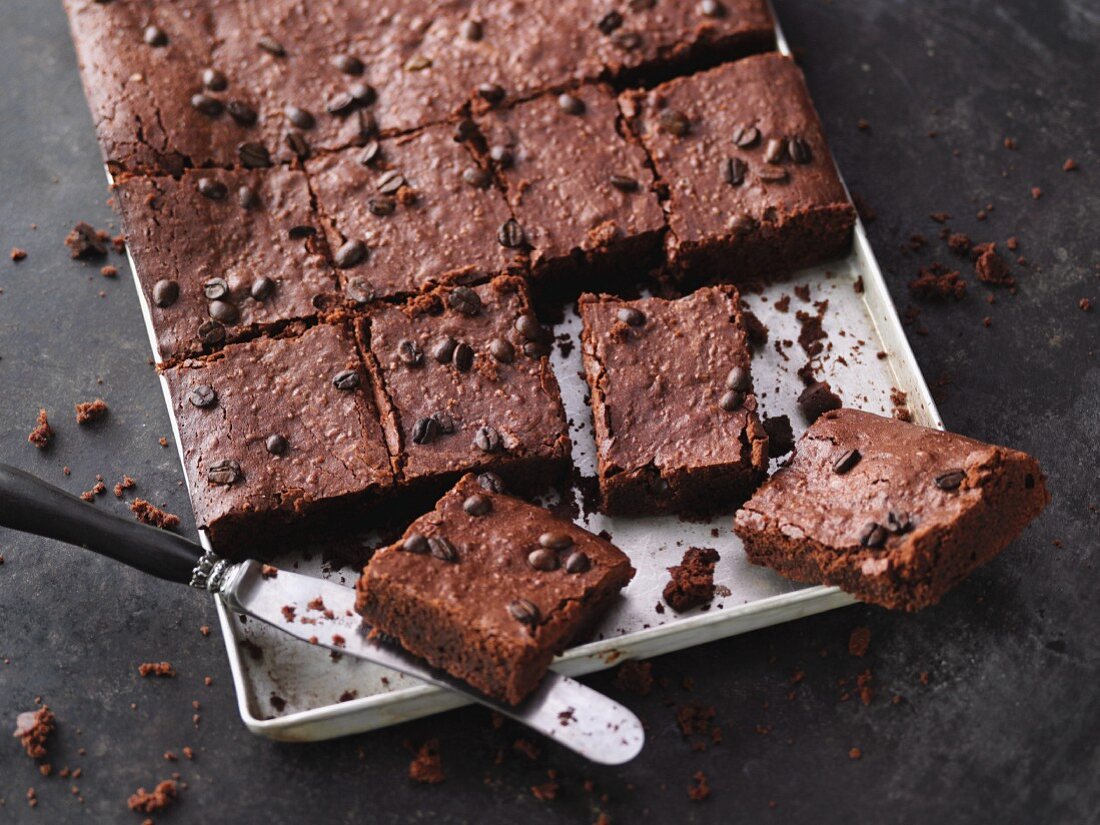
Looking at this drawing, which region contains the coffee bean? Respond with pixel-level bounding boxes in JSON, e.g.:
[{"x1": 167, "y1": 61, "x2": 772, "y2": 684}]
[
  {"x1": 528, "y1": 548, "x2": 559, "y2": 571},
  {"x1": 143, "y1": 25, "x2": 167, "y2": 47},
  {"x1": 326, "y1": 92, "x2": 356, "y2": 116},
  {"x1": 558, "y1": 93, "x2": 585, "y2": 115},
  {"x1": 196, "y1": 68, "x2": 226, "y2": 93},
  {"x1": 539, "y1": 531, "x2": 573, "y2": 550},
  {"x1": 463, "y1": 494, "x2": 492, "y2": 516},
  {"x1": 265, "y1": 434, "x2": 288, "y2": 455},
  {"x1": 190, "y1": 93, "x2": 223, "y2": 117},
  {"x1": 617, "y1": 307, "x2": 645, "y2": 326},
  {"x1": 489, "y1": 338, "x2": 514, "y2": 363},
  {"x1": 257, "y1": 35, "x2": 285, "y2": 57},
  {"x1": 153, "y1": 279, "x2": 179, "y2": 308},
  {"x1": 477, "y1": 471, "x2": 506, "y2": 493},
  {"x1": 345, "y1": 277, "x2": 375, "y2": 305},
  {"x1": 368, "y1": 196, "x2": 396, "y2": 216},
  {"x1": 284, "y1": 131, "x2": 310, "y2": 159},
  {"x1": 203, "y1": 278, "x2": 229, "y2": 301},
  {"x1": 757, "y1": 166, "x2": 789, "y2": 183},
  {"x1": 237, "y1": 185, "x2": 259, "y2": 209},
  {"x1": 612, "y1": 30, "x2": 642, "y2": 50},
  {"x1": 699, "y1": 0, "x2": 725, "y2": 16},
  {"x1": 405, "y1": 55, "x2": 432, "y2": 71},
  {"x1": 397, "y1": 338, "x2": 423, "y2": 367},
  {"x1": 564, "y1": 551, "x2": 591, "y2": 574},
  {"x1": 934, "y1": 470, "x2": 965, "y2": 491},
  {"x1": 887, "y1": 510, "x2": 911, "y2": 534},
  {"x1": 332, "y1": 369, "x2": 360, "y2": 391},
  {"x1": 629, "y1": 0, "x2": 656, "y2": 9},
  {"x1": 333, "y1": 54, "x2": 364, "y2": 75},
  {"x1": 859, "y1": 521, "x2": 888, "y2": 548},
  {"x1": 461, "y1": 18, "x2": 483, "y2": 41},
  {"x1": 725, "y1": 366, "x2": 749, "y2": 392},
  {"x1": 349, "y1": 82, "x2": 376, "y2": 105},
  {"x1": 764, "y1": 137, "x2": 787, "y2": 164},
  {"x1": 250, "y1": 276, "x2": 276, "y2": 301},
  {"x1": 354, "y1": 109, "x2": 379, "y2": 142},
  {"x1": 598, "y1": 10, "x2": 623, "y2": 34},
  {"x1": 197, "y1": 177, "x2": 227, "y2": 199},
  {"x1": 788, "y1": 136, "x2": 812, "y2": 164},
  {"x1": 207, "y1": 459, "x2": 241, "y2": 485},
  {"x1": 476, "y1": 83, "x2": 505, "y2": 106},
  {"x1": 227, "y1": 101, "x2": 258, "y2": 126},
  {"x1": 284, "y1": 106, "x2": 315, "y2": 130},
  {"x1": 428, "y1": 536, "x2": 458, "y2": 562},
  {"x1": 402, "y1": 533, "x2": 429, "y2": 554},
  {"x1": 463, "y1": 166, "x2": 492, "y2": 189},
  {"x1": 188, "y1": 384, "x2": 217, "y2": 408},
  {"x1": 473, "y1": 425, "x2": 502, "y2": 453},
  {"x1": 452, "y1": 342, "x2": 474, "y2": 372},
  {"x1": 208, "y1": 299, "x2": 238, "y2": 324},
  {"x1": 335, "y1": 239, "x2": 367, "y2": 268},
  {"x1": 832, "y1": 448, "x2": 862, "y2": 475},
  {"x1": 508, "y1": 598, "x2": 540, "y2": 624},
  {"x1": 288, "y1": 225, "x2": 317, "y2": 240},
  {"x1": 238, "y1": 142, "x2": 271, "y2": 168},
  {"x1": 454, "y1": 118, "x2": 478, "y2": 142},
  {"x1": 728, "y1": 212, "x2": 757, "y2": 234},
  {"x1": 376, "y1": 170, "x2": 406, "y2": 194},
  {"x1": 731, "y1": 124, "x2": 760, "y2": 148},
  {"x1": 489, "y1": 144, "x2": 514, "y2": 168},
  {"x1": 514, "y1": 314, "x2": 549, "y2": 342},
  {"x1": 358, "y1": 140, "x2": 381, "y2": 166},
  {"x1": 610, "y1": 174, "x2": 639, "y2": 192},
  {"x1": 719, "y1": 389, "x2": 743, "y2": 411},
  {"x1": 658, "y1": 108, "x2": 690, "y2": 137},
  {"x1": 448, "y1": 285, "x2": 482, "y2": 315},
  {"x1": 197, "y1": 320, "x2": 225, "y2": 346},
  {"x1": 523, "y1": 341, "x2": 550, "y2": 358},
  {"x1": 723, "y1": 156, "x2": 747, "y2": 186},
  {"x1": 411, "y1": 416, "x2": 440, "y2": 445}
]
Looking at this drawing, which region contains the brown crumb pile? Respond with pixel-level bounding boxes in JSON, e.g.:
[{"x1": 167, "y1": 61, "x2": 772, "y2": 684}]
[
  {"x1": 688, "y1": 770, "x2": 711, "y2": 801},
  {"x1": 676, "y1": 702, "x2": 721, "y2": 751},
  {"x1": 114, "y1": 475, "x2": 136, "y2": 498},
  {"x1": 75, "y1": 398, "x2": 109, "y2": 424},
  {"x1": 531, "y1": 779, "x2": 560, "y2": 801},
  {"x1": 909, "y1": 263, "x2": 966, "y2": 300},
  {"x1": 28, "y1": 409, "x2": 53, "y2": 449},
  {"x1": 138, "y1": 661, "x2": 176, "y2": 678},
  {"x1": 663, "y1": 548, "x2": 720, "y2": 613},
  {"x1": 613, "y1": 660, "x2": 654, "y2": 696},
  {"x1": 848, "y1": 627, "x2": 872, "y2": 658},
  {"x1": 408, "y1": 739, "x2": 445, "y2": 784},
  {"x1": 973, "y1": 243, "x2": 1015, "y2": 286},
  {"x1": 13, "y1": 706, "x2": 55, "y2": 759},
  {"x1": 127, "y1": 779, "x2": 178, "y2": 813},
  {"x1": 81, "y1": 481, "x2": 107, "y2": 501},
  {"x1": 131, "y1": 499, "x2": 181, "y2": 531},
  {"x1": 11, "y1": 247, "x2": 27, "y2": 261},
  {"x1": 64, "y1": 222, "x2": 108, "y2": 259}
]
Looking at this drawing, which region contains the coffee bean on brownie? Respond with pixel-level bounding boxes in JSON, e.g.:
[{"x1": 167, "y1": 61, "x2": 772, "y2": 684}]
[
  {"x1": 428, "y1": 536, "x2": 458, "y2": 562},
  {"x1": 473, "y1": 425, "x2": 502, "y2": 453},
  {"x1": 333, "y1": 54, "x2": 364, "y2": 75},
  {"x1": 402, "y1": 533, "x2": 429, "y2": 554},
  {"x1": 788, "y1": 136, "x2": 812, "y2": 164},
  {"x1": 597, "y1": 10, "x2": 623, "y2": 33},
  {"x1": 610, "y1": 174, "x2": 639, "y2": 192},
  {"x1": 453, "y1": 117, "x2": 478, "y2": 142},
  {"x1": 539, "y1": 531, "x2": 573, "y2": 550},
  {"x1": 208, "y1": 300, "x2": 238, "y2": 324},
  {"x1": 285, "y1": 131, "x2": 310, "y2": 159},
  {"x1": 564, "y1": 551, "x2": 591, "y2": 574},
  {"x1": 359, "y1": 140, "x2": 381, "y2": 166},
  {"x1": 699, "y1": 0, "x2": 726, "y2": 18},
  {"x1": 197, "y1": 177, "x2": 227, "y2": 200},
  {"x1": 725, "y1": 366, "x2": 750, "y2": 392},
  {"x1": 347, "y1": 81, "x2": 376, "y2": 105},
  {"x1": 237, "y1": 185, "x2": 260, "y2": 209},
  {"x1": 462, "y1": 166, "x2": 492, "y2": 189},
  {"x1": 731, "y1": 124, "x2": 760, "y2": 148},
  {"x1": 723, "y1": 156, "x2": 747, "y2": 186},
  {"x1": 207, "y1": 459, "x2": 241, "y2": 485},
  {"x1": 201, "y1": 68, "x2": 228, "y2": 91},
  {"x1": 832, "y1": 448, "x2": 862, "y2": 474},
  {"x1": 523, "y1": 341, "x2": 550, "y2": 358},
  {"x1": 143, "y1": 25, "x2": 167, "y2": 47},
  {"x1": 528, "y1": 548, "x2": 559, "y2": 571},
  {"x1": 284, "y1": 105, "x2": 315, "y2": 130},
  {"x1": 719, "y1": 389, "x2": 743, "y2": 411},
  {"x1": 376, "y1": 170, "x2": 405, "y2": 194},
  {"x1": 489, "y1": 338, "x2": 515, "y2": 363},
  {"x1": 452, "y1": 342, "x2": 474, "y2": 372},
  {"x1": 203, "y1": 277, "x2": 229, "y2": 300},
  {"x1": 476, "y1": 83, "x2": 506, "y2": 106},
  {"x1": 197, "y1": 320, "x2": 225, "y2": 346},
  {"x1": 431, "y1": 412, "x2": 456, "y2": 434},
  {"x1": 558, "y1": 93, "x2": 585, "y2": 115},
  {"x1": 658, "y1": 108, "x2": 690, "y2": 137},
  {"x1": 463, "y1": 494, "x2": 492, "y2": 516},
  {"x1": 887, "y1": 510, "x2": 911, "y2": 534},
  {"x1": 250, "y1": 276, "x2": 276, "y2": 301},
  {"x1": 332, "y1": 369, "x2": 360, "y2": 391},
  {"x1": 860, "y1": 521, "x2": 888, "y2": 548},
  {"x1": 617, "y1": 307, "x2": 645, "y2": 326},
  {"x1": 764, "y1": 137, "x2": 787, "y2": 164},
  {"x1": 345, "y1": 277, "x2": 375, "y2": 305},
  {"x1": 190, "y1": 93, "x2": 223, "y2": 117},
  {"x1": 448, "y1": 286, "x2": 482, "y2": 315},
  {"x1": 508, "y1": 598, "x2": 540, "y2": 624},
  {"x1": 497, "y1": 218, "x2": 526, "y2": 249},
  {"x1": 153, "y1": 279, "x2": 179, "y2": 308},
  {"x1": 257, "y1": 35, "x2": 285, "y2": 57},
  {"x1": 460, "y1": 18, "x2": 483, "y2": 41},
  {"x1": 489, "y1": 145, "x2": 514, "y2": 168},
  {"x1": 612, "y1": 30, "x2": 642, "y2": 50},
  {"x1": 227, "y1": 101, "x2": 258, "y2": 126},
  {"x1": 477, "y1": 471, "x2": 506, "y2": 493},
  {"x1": 334, "y1": 239, "x2": 367, "y2": 268},
  {"x1": 265, "y1": 434, "x2": 288, "y2": 455},
  {"x1": 514, "y1": 314, "x2": 548, "y2": 342},
  {"x1": 238, "y1": 142, "x2": 271, "y2": 168},
  {"x1": 757, "y1": 166, "x2": 789, "y2": 183},
  {"x1": 326, "y1": 92, "x2": 357, "y2": 116},
  {"x1": 188, "y1": 384, "x2": 217, "y2": 408},
  {"x1": 368, "y1": 195, "x2": 396, "y2": 216},
  {"x1": 429, "y1": 336, "x2": 457, "y2": 364},
  {"x1": 411, "y1": 416, "x2": 440, "y2": 445},
  {"x1": 396, "y1": 338, "x2": 423, "y2": 367},
  {"x1": 935, "y1": 470, "x2": 966, "y2": 491}
]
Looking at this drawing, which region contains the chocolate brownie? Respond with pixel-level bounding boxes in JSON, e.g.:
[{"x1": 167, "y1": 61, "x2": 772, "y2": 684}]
[
  {"x1": 164, "y1": 323, "x2": 393, "y2": 554},
  {"x1": 474, "y1": 84, "x2": 665, "y2": 289},
  {"x1": 579, "y1": 285, "x2": 769, "y2": 515},
  {"x1": 356, "y1": 277, "x2": 570, "y2": 498},
  {"x1": 306, "y1": 124, "x2": 522, "y2": 303},
  {"x1": 733, "y1": 408, "x2": 1050, "y2": 611},
  {"x1": 619, "y1": 54, "x2": 856, "y2": 284},
  {"x1": 114, "y1": 166, "x2": 336, "y2": 363},
  {"x1": 355, "y1": 473, "x2": 634, "y2": 704}
]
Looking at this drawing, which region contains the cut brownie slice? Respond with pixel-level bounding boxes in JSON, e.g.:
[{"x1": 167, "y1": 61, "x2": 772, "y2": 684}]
[
  {"x1": 733, "y1": 408, "x2": 1050, "y2": 611},
  {"x1": 306, "y1": 124, "x2": 522, "y2": 303},
  {"x1": 474, "y1": 84, "x2": 665, "y2": 290},
  {"x1": 619, "y1": 54, "x2": 856, "y2": 284},
  {"x1": 114, "y1": 166, "x2": 336, "y2": 364},
  {"x1": 356, "y1": 276, "x2": 570, "y2": 498},
  {"x1": 579, "y1": 285, "x2": 769, "y2": 516},
  {"x1": 164, "y1": 323, "x2": 393, "y2": 554},
  {"x1": 355, "y1": 473, "x2": 634, "y2": 704}
]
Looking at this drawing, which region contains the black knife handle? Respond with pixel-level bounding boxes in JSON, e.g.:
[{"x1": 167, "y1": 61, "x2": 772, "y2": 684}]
[{"x1": 0, "y1": 463, "x2": 203, "y2": 584}]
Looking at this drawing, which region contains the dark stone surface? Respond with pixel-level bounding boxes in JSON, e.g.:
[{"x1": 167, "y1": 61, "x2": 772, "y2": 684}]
[{"x1": 0, "y1": 0, "x2": 1096, "y2": 821}]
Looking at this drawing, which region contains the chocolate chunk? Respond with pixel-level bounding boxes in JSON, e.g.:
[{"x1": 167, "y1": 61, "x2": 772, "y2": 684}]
[
  {"x1": 412, "y1": 416, "x2": 440, "y2": 445},
  {"x1": 497, "y1": 219, "x2": 526, "y2": 249},
  {"x1": 335, "y1": 239, "x2": 367, "y2": 268},
  {"x1": 508, "y1": 598, "x2": 540, "y2": 624},
  {"x1": 153, "y1": 279, "x2": 179, "y2": 308},
  {"x1": 403, "y1": 533, "x2": 429, "y2": 554},
  {"x1": 188, "y1": 385, "x2": 217, "y2": 408},
  {"x1": 332, "y1": 369, "x2": 360, "y2": 391},
  {"x1": 473, "y1": 425, "x2": 502, "y2": 453},
  {"x1": 448, "y1": 286, "x2": 482, "y2": 315},
  {"x1": 207, "y1": 459, "x2": 241, "y2": 485},
  {"x1": 265, "y1": 434, "x2": 288, "y2": 455},
  {"x1": 564, "y1": 551, "x2": 591, "y2": 574},
  {"x1": 428, "y1": 536, "x2": 458, "y2": 563},
  {"x1": 935, "y1": 470, "x2": 966, "y2": 491},
  {"x1": 396, "y1": 338, "x2": 424, "y2": 367},
  {"x1": 616, "y1": 307, "x2": 645, "y2": 326},
  {"x1": 452, "y1": 342, "x2": 474, "y2": 372},
  {"x1": 463, "y1": 494, "x2": 492, "y2": 516},
  {"x1": 832, "y1": 448, "x2": 861, "y2": 475},
  {"x1": 528, "y1": 548, "x2": 559, "y2": 571}
]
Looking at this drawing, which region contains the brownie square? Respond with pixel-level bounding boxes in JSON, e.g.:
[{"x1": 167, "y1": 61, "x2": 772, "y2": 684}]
[
  {"x1": 355, "y1": 473, "x2": 635, "y2": 704},
  {"x1": 357, "y1": 276, "x2": 571, "y2": 499},
  {"x1": 163, "y1": 323, "x2": 393, "y2": 555},
  {"x1": 619, "y1": 54, "x2": 856, "y2": 284},
  {"x1": 114, "y1": 166, "x2": 336, "y2": 364},
  {"x1": 306, "y1": 124, "x2": 522, "y2": 303},
  {"x1": 474, "y1": 84, "x2": 665, "y2": 289},
  {"x1": 734, "y1": 408, "x2": 1050, "y2": 611},
  {"x1": 579, "y1": 285, "x2": 769, "y2": 516}
]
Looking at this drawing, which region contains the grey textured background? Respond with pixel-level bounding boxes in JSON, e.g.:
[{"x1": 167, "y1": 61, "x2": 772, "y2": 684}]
[{"x1": 1, "y1": 0, "x2": 1097, "y2": 822}]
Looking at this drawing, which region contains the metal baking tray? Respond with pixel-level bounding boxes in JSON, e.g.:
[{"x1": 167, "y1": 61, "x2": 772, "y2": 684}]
[{"x1": 116, "y1": 17, "x2": 941, "y2": 742}]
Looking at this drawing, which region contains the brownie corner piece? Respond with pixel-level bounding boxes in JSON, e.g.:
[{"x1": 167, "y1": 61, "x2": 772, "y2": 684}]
[
  {"x1": 356, "y1": 276, "x2": 570, "y2": 498},
  {"x1": 579, "y1": 284, "x2": 769, "y2": 516},
  {"x1": 733, "y1": 408, "x2": 1050, "y2": 610},
  {"x1": 619, "y1": 53, "x2": 856, "y2": 284},
  {"x1": 163, "y1": 322, "x2": 393, "y2": 555},
  {"x1": 355, "y1": 473, "x2": 634, "y2": 704}
]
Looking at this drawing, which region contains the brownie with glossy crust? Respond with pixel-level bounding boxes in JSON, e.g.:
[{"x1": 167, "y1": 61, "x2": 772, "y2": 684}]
[
  {"x1": 355, "y1": 473, "x2": 634, "y2": 704},
  {"x1": 733, "y1": 408, "x2": 1050, "y2": 611},
  {"x1": 356, "y1": 276, "x2": 570, "y2": 499},
  {"x1": 114, "y1": 166, "x2": 336, "y2": 364},
  {"x1": 579, "y1": 285, "x2": 769, "y2": 516},
  {"x1": 619, "y1": 54, "x2": 856, "y2": 284},
  {"x1": 164, "y1": 323, "x2": 393, "y2": 555}
]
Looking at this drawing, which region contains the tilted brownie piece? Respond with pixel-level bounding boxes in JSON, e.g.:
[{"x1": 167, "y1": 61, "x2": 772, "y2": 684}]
[
  {"x1": 474, "y1": 84, "x2": 665, "y2": 289},
  {"x1": 619, "y1": 54, "x2": 856, "y2": 284},
  {"x1": 579, "y1": 285, "x2": 769, "y2": 515},
  {"x1": 164, "y1": 323, "x2": 393, "y2": 555},
  {"x1": 357, "y1": 277, "x2": 570, "y2": 498},
  {"x1": 115, "y1": 167, "x2": 336, "y2": 363},
  {"x1": 307, "y1": 124, "x2": 522, "y2": 303},
  {"x1": 734, "y1": 408, "x2": 1050, "y2": 611},
  {"x1": 355, "y1": 473, "x2": 634, "y2": 704}
]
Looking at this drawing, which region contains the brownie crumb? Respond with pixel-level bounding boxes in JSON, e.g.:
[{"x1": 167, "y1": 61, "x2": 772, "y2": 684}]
[
  {"x1": 513, "y1": 738, "x2": 542, "y2": 760},
  {"x1": 741, "y1": 309, "x2": 768, "y2": 347},
  {"x1": 1079, "y1": 298, "x2": 1092, "y2": 312},
  {"x1": 13, "y1": 706, "x2": 55, "y2": 759},
  {"x1": 848, "y1": 627, "x2": 871, "y2": 658},
  {"x1": 763, "y1": 415, "x2": 794, "y2": 457},
  {"x1": 849, "y1": 747, "x2": 863, "y2": 760},
  {"x1": 613, "y1": 660, "x2": 654, "y2": 696},
  {"x1": 114, "y1": 475, "x2": 136, "y2": 498},
  {"x1": 688, "y1": 770, "x2": 711, "y2": 801},
  {"x1": 946, "y1": 232, "x2": 972, "y2": 256},
  {"x1": 663, "y1": 548, "x2": 719, "y2": 612},
  {"x1": 261, "y1": 564, "x2": 279, "y2": 579},
  {"x1": 75, "y1": 398, "x2": 108, "y2": 424},
  {"x1": 973, "y1": 244, "x2": 1014, "y2": 286},
  {"x1": 11, "y1": 247, "x2": 27, "y2": 261},
  {"x1": 531, "y1": 780, "x2": 559, "y2": 801},
  {"x1": 28, "y1": 409, "x2": 54, "y2": 449},
  {"x1": 929, "y1": 212, "x2": 950, "y2": 224},
  {"x1": 100, "y1": 265, "x2": 119, "y2": 278},
  {"x1": 131, "y1": 499, "x2": 181, "y2": 531},
  {"x1": 81, "y1": 481, "x2": 106, "y2": 501},
  {"x1": 64, "y1": 222, "x2": 108, "y2": 259},
  {"x1": 138, "y1": 661, "x2": 176, "y2": 678},
  {"x1": 910, "y1": 263, "x2": 966, "y2": 300},
  {"x1": 408, "y1": 739, "x2": 445, "y2": 784},
  {"x1": 1063, "y1": 158, "x2": 1078, "y2": 172},
  {"x1": 1030, "y1": 186, "x2": 1042, "y2": 200},
  {"x1": 797, "y1": 381, "x2": 842, "y2": 423},
  {"x1": 127, "y1": 779, "x2": 178, "y2": 813}
]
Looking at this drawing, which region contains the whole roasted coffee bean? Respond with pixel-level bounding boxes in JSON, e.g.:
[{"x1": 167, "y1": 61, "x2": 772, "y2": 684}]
[
  {"x1": 333, "y1": 54, "x2": 364, "y2": 75},
  {"x1": 489, "y1": 145, "x2": 514, "y2": 168},
  {"x1": 265, "y1": 434, "x2": 288, "y2": 455},
  {"x1": 197, "y1": 320, "x2": 225, "y2": 346},
  {"x1": 332, "y1": 369, "x2": 360, "y2": 391},
  {"x1": 359, "y1": 140, "x2": 381, "y2": 166},
  {"x1": 448, "y1": 285, "x2": 482, "y2": 315},
  {"x1": 719, "y1": 389, "x2": 743, "y2": 411},
  {"x1": 431, "y1": 336, "x2": 457, "y2": 364},
  {"x1": 257, "y1": 35, "x2": 285, "y2": 56},
  {"x1": 237, "y1": 185, "x2": 260, "y2": 209},
  {"x1": 288, "y1": 225, "x2": 316, "y2": 240},
  {"x1": 658, "y1": 108, "x2": 690, "y2": 137},
  {"x1": 334, "y1": 239, "x2": 367, "y2": 268},
  {"x1": 523, "y1": 341, "x2": 550, "y2": 358},
  {"x1": 476, "y1": 83, "x2": 505, "y2": 106},
  {"x1": 368, "y1": 195, "x2": 396, "y2": 216},
  {"x1": 349, "y1": 82, "x2": 376, "y2": 105},
  {"x1": 725, "y1": 366, "x2": 750, "y2": 391},
  {"x1": 402, "y1": 533, "x2": 429, "y2": 554},
  {"x1": 617, "y1": 307, "x2": 645, "y2": 326},
  {"x1": 250, "y1": 276, "x2": 276, "y2": 301},
  {"x1": 473, "y1": 425, "x2": 502, "y2": 453},
  {"x1": 203, "y1": 278, "x2": 230, "y2": 301},
  {"x1": 197, "y1": 177, "x2": 227, "y2": 199},
  {"x1": 731, "y1": 124, "x2": 760, "y2": 148},
  {"x1": 764, "y1": 137, "x2": 787, "y2": 164},
  {"x1": 406, "y1": 55, "x2": 432, "y2": 71},
  {"x1": 527, "y1": 548, "x2": 559, "y2": 572},
  {"x1": 238, "y1": 142, "x2": 271, "y2": 168},
  {"x1": 208, "y1": 299, "x2": 238, "y2": 324},
  {"x1": 788, "y1": 136, "x2": 812, "y2": 164},
  {"x1": 396, "y1": 338, "x2": 423, "y2": 367},
  {"x1": 832, "y1": 448, "x2": 861, "y2": 475},
  {"x1": 411, "y1": 416, "x2": 440, "y2": 445},
  {"x1": 860, "y1": 521, "x2": 888, "y2": 548},
  {"x1": 558, "y1": 93, "x2": 585, "y2": 115},
  {"x1": 207, "y1": 459, "x2": 241, "y2": 485},
  {"x1": 454, "y1": 118, "x2": 478, "y2": 142},
  {"x1": 539, "y1": 531, "x2": 573, "y2": 550},
  {"x1": 477, "y1": 471, "x2": 506, "y2": 493},
  {"x1": 508, "y1": 598, "x2": 540, "y2": 624},
  {"x1": 564, "y1": 551, "x2": 591, "y2": 574},
  {"x1": 284, "y1": 105, "x2": 315, "y2": 129},
  {"x1": 345, "y1": 276, "x2": 375, "y2": 305},
  {"x1": 612, "y1": 30, "x2": 642, "y2": 50},
  {"x1": 498, "y1": 218, "x2": 526, "y2": 248},
  {"x1": 514, "y1": 314, "x2": 549, "y2": 342},
  {"x1": 153, "y1": 279, "x2": 179, "y2": 308},
  {"x1": 460, "y1": 19, "x2": 483, "y2": 41},
  {"x1": 285, "y1": 131, "x2": 310, "y2": 159},
  {"x1": 143, "y1": 25, "x2": 167, "y2": 47},
  {"x1": 887, "y1": 510, "x2": 911, "y2": 534},
  {"x1": 699, "y1": 0, "x2": 725, "y2": 17},
  {"x1": 376, "y1": 170, "x2": 405, "y2": 194},
  {"x1": 190, "y1": 93, "x2": 223, "y2": 117},
  {"x1": 757, "y1": 166, "x2": 789, "y2": 183},
  {"x1": 452, "y1": 342, "x2": 474, "y2": 372},
  {"x1": 463, "y1": 166, "x2": 492, "y2": 189},
  {"x1": 227, "y1": 101, "x2": 258, "y2": 126},
  {"x1": 934, "y1": 470, "x2": 966, "y2": 491},
  {"x1": 188, "y1": 384, "x2": 217, "y2": 408},
  {"x1": 202, "y1": 68, "x2": 228, "y2": 91},
  {"x1": 610, "y1": 174, "x2": 639, "y2": 192},
  {"x1": 463, "y1": 494, "x2": 492, "y2": 516},
  {"x1": 326, "y1": 91, "x2": 356, "y2": 116},
  {"x1": 723, "y1": 156, "x2": 747, "y2": 186},
  {"x1": 428, "y1": 536, "x2": 458, "y2": 562},
  {"x1": 489, "y1": 338, "x2": 514, "y2": 363},
  {"x1": 597, "y1": 10, "x2": 623, "y2": 34}
]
